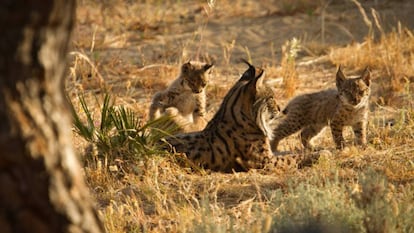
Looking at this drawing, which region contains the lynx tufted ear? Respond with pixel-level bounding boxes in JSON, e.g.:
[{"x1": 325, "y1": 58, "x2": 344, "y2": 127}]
[
  {"x1": 254, "y1": 68, "x2": 265, "y2": 87},
  {"x1": 360, "y1": 67, "x2": 371, "y2": 86},
  {"x1": 247, "y1": 67, "x2": 265, "y2": 93},
  {"x1": 240, "y1": 58, "x2": 265, "y2": 91},
  {"x1": 240, "y1": 58, "x2": 256, "y2": 81},
  {"x1": 336, "y1": 65, "x2": 346, "y2": 88}
]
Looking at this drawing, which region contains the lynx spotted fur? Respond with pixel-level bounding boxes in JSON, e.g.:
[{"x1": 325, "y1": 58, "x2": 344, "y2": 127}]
[
  {"x1": 271, "y1": 66, "x2": 371, "y2": 151},
  {"x1": 164, "y1": 60, "x2": 319, "y2": 172},
  {"x1": 149, "y1": 61, "x2": 213, "y2": 132}
]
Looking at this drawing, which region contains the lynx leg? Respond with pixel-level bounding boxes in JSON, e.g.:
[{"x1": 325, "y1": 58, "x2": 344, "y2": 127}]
[
  {"x1": 149, "y1": 104, "x2": 161, "y2": 120},
  {"x1": 270, "y1": 139, "x2": 280, "y2": 152},
  {"x1": 300, "y1": 124, "x2": 325, "y2": 149},
  {"x1": 330, "y1": 121, "x2": 345, "y2": 149},
  {"x1": 352, "y1": 121, "x2": 367, "y2": 147},
  {"x1": 165, "y1": 107, "x2": 191, "y2": 132},
  {"x1": 149, "y1": 92, "x2": 164, "y2": 120},
  {"x1": 192, "y1": 93, "x2": 208, "y2": 131},
  {"x1": 192, "y1": 115, "x2": 207, "y2": 131},
  {"x1": 271, "y1": 120, "x2": 303, "y2": 151},
  {"x1": 165, "y1": 106, "x2": 180, "y2": 117},
  {"x1": 192, "y1": 102, "x2": 207, "y2": 131}
]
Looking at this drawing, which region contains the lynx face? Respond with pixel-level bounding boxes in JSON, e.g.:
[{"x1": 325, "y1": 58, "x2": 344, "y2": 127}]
[
  {"x1": 181, "y1": 61, "x2": 214, "y2": 93},
  {"x1": 336, "y1": 67, "x2": 371, "y2": 108}
]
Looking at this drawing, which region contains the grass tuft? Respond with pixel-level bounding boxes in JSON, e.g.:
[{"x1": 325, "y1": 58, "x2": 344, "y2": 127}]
[{"x1": 281, "y1": 37, "x2": 301, "y2": 98}]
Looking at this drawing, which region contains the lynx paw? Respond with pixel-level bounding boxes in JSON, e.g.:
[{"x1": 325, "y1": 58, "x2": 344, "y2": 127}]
[{"x1": 165, "y1": 107, "x2": 180, "y2": 117}]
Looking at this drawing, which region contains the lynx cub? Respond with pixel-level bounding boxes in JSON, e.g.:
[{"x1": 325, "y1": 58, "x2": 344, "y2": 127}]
[
  {"x1": 149, "y1": 61, "x2": 213, "y2": 132},
  {"x1": 271, "y1": 66, "x2": 371, "y2": 150}
]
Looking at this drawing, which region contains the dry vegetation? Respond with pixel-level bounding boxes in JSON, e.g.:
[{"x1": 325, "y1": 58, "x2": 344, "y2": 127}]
[{"x1": 68, "y1": 0, "x2": 414, "y2": 232}]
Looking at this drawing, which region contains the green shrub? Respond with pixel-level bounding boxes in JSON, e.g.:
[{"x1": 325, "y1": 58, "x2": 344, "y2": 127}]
[
  {"x1": 69, "y1": 94, "x2": 177, "y2": 165},
  {"x1": 352, "y1": 170, "x2": 414, "y2": 233},
  {"x1": 270, "y1": 175, "x2": 364, "y2": 233},
  {"x1": 269, "y1": 170, "x2": 414, "y2": 233}
]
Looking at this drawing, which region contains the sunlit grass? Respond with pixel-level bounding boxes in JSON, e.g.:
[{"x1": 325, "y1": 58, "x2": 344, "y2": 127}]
[{"x1": 68, "y1": 0, "x2": 414, "y2": 232}]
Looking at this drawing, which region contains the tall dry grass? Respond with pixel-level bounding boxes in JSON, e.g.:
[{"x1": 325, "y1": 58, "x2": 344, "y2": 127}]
[
  {"x1": 329, "y1": 3, "x2": 414, "y2": 105},
  {"x1": 280, "y1": 37, "x2": 301, "y2": 98},
  {"x1": 329, "y1": 27, "x2": 414, "y2": 104},
  {"x1": 68, "y1": 1, "x2": 414, "y2": 232}
]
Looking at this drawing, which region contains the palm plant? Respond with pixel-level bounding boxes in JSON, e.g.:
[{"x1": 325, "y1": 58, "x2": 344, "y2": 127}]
[{"x1": 68, "y1": 94, "x2": 178, "y2": 165}]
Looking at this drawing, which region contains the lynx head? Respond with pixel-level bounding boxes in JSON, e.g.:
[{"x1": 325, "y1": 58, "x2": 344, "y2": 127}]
[
  {"x1": 180, "y1": 61, "x2": 213, "y2": 93},
  {"x1": 240, "y1": 60, "x2": 281, "y2": 139},
  {"x1": 336, "y1": 66, "x2": 371, "y2": 108}
]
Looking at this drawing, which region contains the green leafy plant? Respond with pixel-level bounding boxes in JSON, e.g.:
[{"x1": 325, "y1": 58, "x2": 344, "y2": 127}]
[{"x1": 69, "y1": 93, "x2": 178, "y2": 165}]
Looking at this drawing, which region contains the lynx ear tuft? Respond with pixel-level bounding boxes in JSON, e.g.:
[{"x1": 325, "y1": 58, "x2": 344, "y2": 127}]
[
  {"x1": 240, "y1": 58, "x2": 253, "y2": 68},
  {"x1": 239, "y1": 58, "x2": 256, "y2": 81},
  {"x1": 248, "y1": 69, "x2": 265, "y2": 92}
]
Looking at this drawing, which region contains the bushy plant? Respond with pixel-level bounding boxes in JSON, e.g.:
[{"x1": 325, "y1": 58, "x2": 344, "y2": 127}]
[
  {"x1": 269, "y1": 170, "x2": 414, "y2": 233},
  {"x1": 351, "y1": 170, "x2": 414, "y2": 233},
  {"x1": 69, "y1": 94, "x2": 178, "y2": 165},
  {"x1": 270, "y1": 174, "x2": 365, "y2": 233}
]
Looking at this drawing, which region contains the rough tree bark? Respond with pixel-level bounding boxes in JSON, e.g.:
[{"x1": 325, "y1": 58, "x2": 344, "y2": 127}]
[{"x1": 0, "y1": 1, "x2": 105, "y2": 233}]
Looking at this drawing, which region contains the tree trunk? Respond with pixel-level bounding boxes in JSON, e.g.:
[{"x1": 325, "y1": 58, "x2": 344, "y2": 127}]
[{"x1": 0, "y1": 1, "x2": 104, "y2": 233}]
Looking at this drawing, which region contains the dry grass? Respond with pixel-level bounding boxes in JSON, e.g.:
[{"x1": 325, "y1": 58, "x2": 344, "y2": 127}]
[
  {"x1": 67, "y1": 0, "x2": 414, "y2": 232},
  {"x1": 280, "y1": 38, "x2": 301, "y2": 98},
  {"x1": 329, "y1": 27, "x2": 414, "y2": 106}
]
